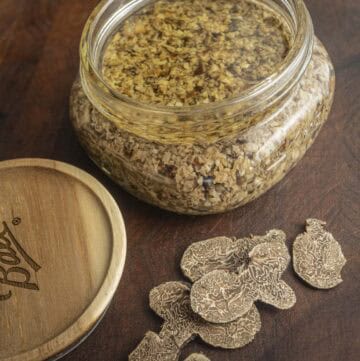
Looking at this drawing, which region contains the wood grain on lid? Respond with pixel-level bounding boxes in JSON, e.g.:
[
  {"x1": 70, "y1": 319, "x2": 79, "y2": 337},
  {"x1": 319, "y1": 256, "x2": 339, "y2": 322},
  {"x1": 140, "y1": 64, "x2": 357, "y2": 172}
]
[{"x1": 0, "y1": 158, "x2": 126, "y2": 361}]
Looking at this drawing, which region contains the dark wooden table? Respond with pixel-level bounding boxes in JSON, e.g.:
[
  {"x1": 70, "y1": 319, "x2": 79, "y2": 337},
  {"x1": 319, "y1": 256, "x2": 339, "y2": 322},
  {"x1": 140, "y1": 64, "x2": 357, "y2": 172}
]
[{"x1": 0, "y1": 1, "x2": 359, "y2": 360}]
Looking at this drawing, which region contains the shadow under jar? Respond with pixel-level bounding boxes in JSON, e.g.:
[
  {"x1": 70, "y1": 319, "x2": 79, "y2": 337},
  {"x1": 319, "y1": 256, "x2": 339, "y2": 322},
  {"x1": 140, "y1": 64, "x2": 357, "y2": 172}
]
[{"x1": 70, "y1": 0, "x2": 335, "y2": 215}]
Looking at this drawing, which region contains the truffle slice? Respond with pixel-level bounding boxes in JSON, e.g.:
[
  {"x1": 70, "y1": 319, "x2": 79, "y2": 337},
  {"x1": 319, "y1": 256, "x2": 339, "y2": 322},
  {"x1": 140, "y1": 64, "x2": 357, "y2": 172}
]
[
  {"x1": 129, "y1": 331, "x2": 178, "y2": 361},
  {"x1": 293, "y1": 219, "x2": 347, "y2": 289}
]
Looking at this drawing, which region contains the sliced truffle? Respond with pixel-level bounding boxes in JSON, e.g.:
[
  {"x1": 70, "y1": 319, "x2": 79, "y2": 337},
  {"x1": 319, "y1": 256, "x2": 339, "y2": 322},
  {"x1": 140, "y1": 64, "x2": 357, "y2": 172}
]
[
  {"x1": 181, "y1": 236, "x2": 242, "y2": 282},
  {"x1": 191, "y1": 240, "x2": 296, "y2": 323},
  {"x1": 292, "y1": 219, "x2": 347, "y2": 289},
  {"x1": 129, "y1": 331, "x2": 178, "y2": 361},
  {"x1": 181, "y1": 230, "x2": 286, "y2": 282}
]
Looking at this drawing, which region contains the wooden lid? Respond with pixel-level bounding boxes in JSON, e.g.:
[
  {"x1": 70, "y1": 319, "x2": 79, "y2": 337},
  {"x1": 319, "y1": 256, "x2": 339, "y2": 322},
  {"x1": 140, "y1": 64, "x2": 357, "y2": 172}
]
[{"x1": 0, "y1": 159, "x2": 126, "y2": 361}]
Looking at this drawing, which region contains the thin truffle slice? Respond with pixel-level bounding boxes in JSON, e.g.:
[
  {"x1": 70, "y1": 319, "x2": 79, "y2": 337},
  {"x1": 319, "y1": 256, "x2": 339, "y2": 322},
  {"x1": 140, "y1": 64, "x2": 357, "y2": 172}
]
[
  {"x1": 181, "y1": 230, "x2": 286, "y2": 282},
  {"x1": 185, "y1": 354, "x2": 210, "y2": 361},
  {"x1": 129, "y1": 282, "x2": 261, "y2": 360},
  {"x1": 293, "y1": 219, "x2": 347, "y2": 289},
  {"x1": 191, "y1": 240, "x2": 296, "y2": 323},
  {"x1": 181, "y1": 236, "x2": 241, "y2": 282},
  {"x1": 128, "y1": 331, "x2": 178, "y2": 361}
]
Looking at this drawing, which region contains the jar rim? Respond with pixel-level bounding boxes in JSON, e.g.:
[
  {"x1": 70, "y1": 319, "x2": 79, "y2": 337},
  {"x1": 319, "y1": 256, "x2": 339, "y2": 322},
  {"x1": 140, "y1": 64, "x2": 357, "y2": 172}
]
[{"x1": 80, "y1": 0, "x2": 314, "y2": 117}]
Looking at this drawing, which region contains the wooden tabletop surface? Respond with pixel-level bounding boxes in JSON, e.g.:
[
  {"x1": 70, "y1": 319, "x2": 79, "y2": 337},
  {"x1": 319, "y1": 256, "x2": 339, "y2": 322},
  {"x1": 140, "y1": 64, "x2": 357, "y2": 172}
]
[{"x1": 0, "y1": 1, "x2": 359, "y2": 360}]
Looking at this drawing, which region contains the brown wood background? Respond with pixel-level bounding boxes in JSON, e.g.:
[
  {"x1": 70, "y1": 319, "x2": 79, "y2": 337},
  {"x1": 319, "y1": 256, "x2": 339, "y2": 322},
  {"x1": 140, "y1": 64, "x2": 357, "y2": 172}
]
[{"x1": 0, "y1": 1, "x2": 359, "y2": 360}]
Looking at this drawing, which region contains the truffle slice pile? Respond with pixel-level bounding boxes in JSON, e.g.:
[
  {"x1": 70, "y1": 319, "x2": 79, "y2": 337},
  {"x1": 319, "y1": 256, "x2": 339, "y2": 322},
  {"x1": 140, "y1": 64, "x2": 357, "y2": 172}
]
[
  {"x1": 129, "y1": 282, "x2": 261, "y2": 361},
  {"x1": 129, "y1": 220, "x2": 346, "y2": 360}
]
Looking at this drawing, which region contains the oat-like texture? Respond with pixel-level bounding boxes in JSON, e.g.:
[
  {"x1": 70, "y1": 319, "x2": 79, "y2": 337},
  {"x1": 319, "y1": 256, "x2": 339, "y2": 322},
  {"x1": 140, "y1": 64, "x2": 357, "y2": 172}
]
[
  {"x1": 129, "y1": 282, "x2": 261, "y2": 361},
  {"x1": 293, "y1": 219, "x2": 346, "y2": 289},
  {"x1": 70, "y1": 38, "x2": 335, "y2": 215},
  {"x1": 103, "y1": 0, "x2": 291, "y2": 106},
  {"x1": 181, "y1": 230, "x2": 285, "y2": 282},
  {"x1": 185, "y1": 354, "x2": 210, "y2": 361},
  {"x1": 191, "y1": 239, "x2": 296, "y2": 323}
]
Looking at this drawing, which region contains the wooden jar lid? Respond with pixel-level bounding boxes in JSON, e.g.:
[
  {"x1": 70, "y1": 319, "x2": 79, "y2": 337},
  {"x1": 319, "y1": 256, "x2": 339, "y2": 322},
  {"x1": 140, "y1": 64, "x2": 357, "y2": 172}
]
[{"x1": 0, "y1": 159, "x2": 127, "y2": 361}]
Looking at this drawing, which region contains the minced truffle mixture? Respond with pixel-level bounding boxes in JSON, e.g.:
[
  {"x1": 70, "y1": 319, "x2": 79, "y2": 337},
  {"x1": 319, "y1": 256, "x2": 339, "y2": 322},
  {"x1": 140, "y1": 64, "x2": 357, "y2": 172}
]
[
  {"x1": 71, "y1": 39, "x2": 335, "y2": 214},
  {"x1": 102, "y1": 0, "x2": 292, "y2": 106}
]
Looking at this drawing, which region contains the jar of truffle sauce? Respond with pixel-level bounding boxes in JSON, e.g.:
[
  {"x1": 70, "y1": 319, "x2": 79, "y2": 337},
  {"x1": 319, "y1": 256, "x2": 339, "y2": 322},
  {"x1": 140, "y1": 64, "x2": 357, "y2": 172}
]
[{"x1": 71, "y1": 0, "x2": 335, "y2": 215}]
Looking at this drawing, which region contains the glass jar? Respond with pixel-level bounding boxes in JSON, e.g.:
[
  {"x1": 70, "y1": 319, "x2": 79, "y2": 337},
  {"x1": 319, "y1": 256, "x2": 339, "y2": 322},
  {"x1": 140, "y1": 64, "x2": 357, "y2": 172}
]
[{"x1": 70, "y1": 0, "x2": 335, "y2": 215}]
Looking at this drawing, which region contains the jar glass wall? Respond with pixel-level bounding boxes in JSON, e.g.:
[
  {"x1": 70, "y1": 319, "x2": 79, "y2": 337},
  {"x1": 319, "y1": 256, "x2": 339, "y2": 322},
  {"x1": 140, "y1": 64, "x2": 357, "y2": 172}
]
[{"x1": 70, "y1": 0, "x2": 335, "y2": 215}]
